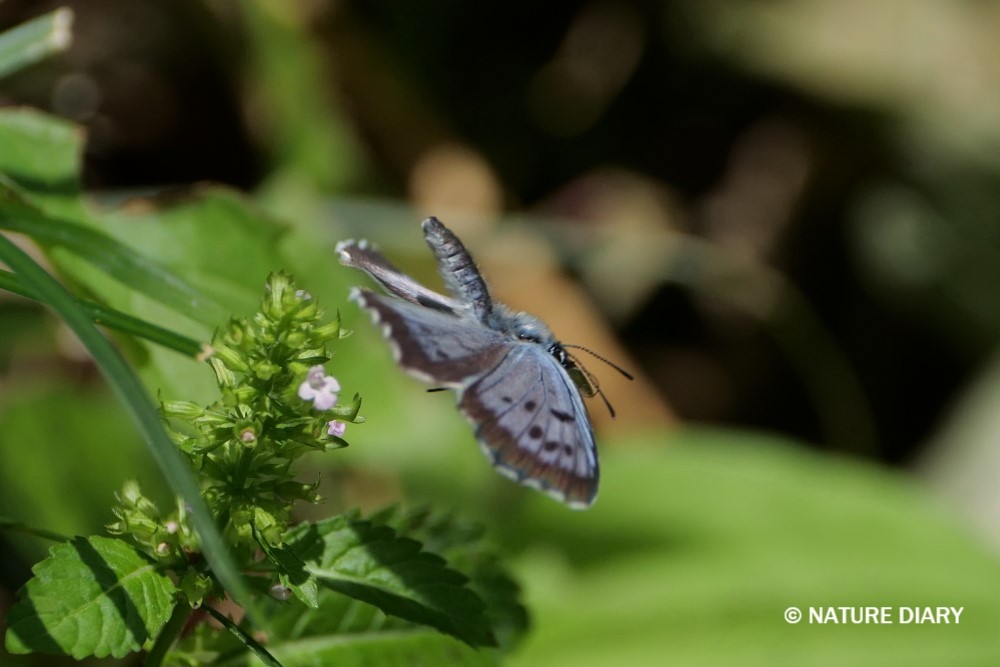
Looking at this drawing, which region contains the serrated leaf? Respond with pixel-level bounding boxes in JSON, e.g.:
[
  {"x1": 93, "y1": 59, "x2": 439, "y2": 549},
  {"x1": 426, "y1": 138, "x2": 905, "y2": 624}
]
[
  {"x1": 286, "y1": 515, "x2": 496, "y2": 647},
  {"x1": 174, "y1": 589, "x2": 494, "y2": 667},
  {"x1": 4, "y1": 536, "x2": 178, "y2": 659},
  {"x1": 255, "y1": 528, "x2": 319, "y2": 608},
  {"x1": 378, "y1": 506, "x2": 529, "y2": 651}
]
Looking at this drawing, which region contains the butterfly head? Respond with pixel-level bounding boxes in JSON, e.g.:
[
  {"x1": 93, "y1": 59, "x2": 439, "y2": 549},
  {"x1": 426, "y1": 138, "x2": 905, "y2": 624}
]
[{"x1": 497, "y1": 310, "x2": 557, "y2": 346}]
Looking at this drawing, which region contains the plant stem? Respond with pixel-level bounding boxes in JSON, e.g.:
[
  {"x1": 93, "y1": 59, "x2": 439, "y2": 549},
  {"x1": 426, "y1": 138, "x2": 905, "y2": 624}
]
[{"x1": 145, "y1": 603, "x2": 191, "y2": 667}]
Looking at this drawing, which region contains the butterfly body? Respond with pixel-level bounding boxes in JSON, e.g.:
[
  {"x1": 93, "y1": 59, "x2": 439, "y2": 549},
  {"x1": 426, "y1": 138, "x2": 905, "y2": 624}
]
[{"x1": 337, "y1": 217, "x2": 599, "y2": 508}]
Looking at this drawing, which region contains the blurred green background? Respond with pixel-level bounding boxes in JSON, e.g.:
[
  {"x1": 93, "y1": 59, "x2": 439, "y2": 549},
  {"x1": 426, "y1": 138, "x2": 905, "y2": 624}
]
[{"x1": 1, "y1": 1, "x2": 999, "y2": 665}]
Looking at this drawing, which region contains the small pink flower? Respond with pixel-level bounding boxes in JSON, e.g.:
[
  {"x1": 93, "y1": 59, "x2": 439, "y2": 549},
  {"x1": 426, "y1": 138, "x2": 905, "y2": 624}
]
[
  {"x1": 327, "y1": 420, "x2": 347, "y2": 437},
  {"x1": 298, "y1": 365, "x2": 340, "y2": 411}
]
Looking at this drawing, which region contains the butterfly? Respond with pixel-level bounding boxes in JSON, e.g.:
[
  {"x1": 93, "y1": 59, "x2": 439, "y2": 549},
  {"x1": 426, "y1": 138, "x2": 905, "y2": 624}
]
[{"x1": 336, "y1": 217, "x2": 630, "y2": 508}]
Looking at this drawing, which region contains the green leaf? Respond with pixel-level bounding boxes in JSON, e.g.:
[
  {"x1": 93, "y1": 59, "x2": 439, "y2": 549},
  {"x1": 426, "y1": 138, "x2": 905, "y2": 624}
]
[
  {"x1": 0, "y1": 108, "x2": 74, "y2": 183},
  {"x1": 0, "y1": 385, "x2": 163, "y2": 566},
  {"x1": 377, "y1": 506, "x2": 529, "y2": 651},
  {"x1": 286, "y1": 515, "x2": 496, "y2": 648},
  {"x1": 175, "y1": 589, "x2": 494, "y2": 667},
  {"x1": 93, "y1": 186, "x2": 287, "y2": 318},
  {"x1": 0, "y1": 181, "x2": 229, "y2": 325},
  {"x1": 4, "y1": 536, "x2": 178, "y2": 659},
  {"x1": 0, "y1": 8, "x2": 73, "y2": 79},
  {"x1": 0, "y1": 109, "x2": 82, "y2": 219},
  {"x1": 502, "y1": 428, "x2": 1000, "y2": 667},
  {"x1": 215, "y1": 629, "x2": 495, "y2": 667},
  {"x1": 255, "y1": 529, "x2": 320, "y2": 609}
]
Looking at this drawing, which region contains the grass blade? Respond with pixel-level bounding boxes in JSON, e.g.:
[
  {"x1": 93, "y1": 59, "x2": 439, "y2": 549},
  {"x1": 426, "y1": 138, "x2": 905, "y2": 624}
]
[
  {"x1": 0, "y1": 268, "x2": 206, "y2": 357},
  {"x1": 0, "y1": 184, "x2": 229, "y2": 324},
  {"x1": 0, "y1": 233, "x2": 257, "y2": 621}
]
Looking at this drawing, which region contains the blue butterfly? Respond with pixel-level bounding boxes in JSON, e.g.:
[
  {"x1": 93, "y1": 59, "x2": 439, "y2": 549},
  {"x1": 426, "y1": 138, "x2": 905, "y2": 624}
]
[{"x1": 337, "y1": 217, "x2": 629, "y2": 508}]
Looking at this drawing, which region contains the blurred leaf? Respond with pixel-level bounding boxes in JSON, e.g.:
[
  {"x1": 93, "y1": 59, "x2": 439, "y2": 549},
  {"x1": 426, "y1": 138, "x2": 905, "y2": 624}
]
[
  {"x1": 241, "y1": 0, "x2": 365, "y2": 192},
  {"x1": 0, "y1": 385, "x2": 157, "y2": 562},
  {"x1": 66, "y1": 187, "x2": 297, "y2": 403},
  {"x1": 499, "y1": 428, "x2": 1000, "y2": 667},
  {"x1": 0, "y1": 181, "x2": 229, "y2": 326},
  {"x1": 852, "y1": 180, "x2": 1000, "y2": 352},
  {"x1": 286, "y1": 514, "x2": 496, "y2": 647},
  {"x1": 218, "y1": 630, "x2": 493, "y2": 667},
  {"x1": 0, "y1": 108, "x2": 87, "y2": 232},
  {"x1": 0, "y1": 108, "x2": 79, "y2": 195},
  {"x1": 94, "y1": 187, "x2": 286, "y2": 317},
  {"x1": 921, "y1": 351, "x2": 1000, "y2": 550},
  {"x1": 5, "y1": 536, "x2": 177, "y2": 659},
  {"x1": 0, "y1": 8, "x2": 73, "y2": 80}
]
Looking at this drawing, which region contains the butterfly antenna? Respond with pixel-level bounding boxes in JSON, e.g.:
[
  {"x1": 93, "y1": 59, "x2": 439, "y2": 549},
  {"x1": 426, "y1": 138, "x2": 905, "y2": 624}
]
[
  {"x1": 567, "y1": 352, "x2": 618, "y2": 419},
  {"x1": 563, "y1": 344, "x2": 634, "y2": 381}
]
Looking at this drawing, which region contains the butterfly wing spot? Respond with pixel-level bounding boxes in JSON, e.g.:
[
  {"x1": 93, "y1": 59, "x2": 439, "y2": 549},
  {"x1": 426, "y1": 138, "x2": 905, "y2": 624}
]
[
  {"x1": 524, "y1": 400, "x2": 537, "y2": 411},
  {"x1": 551, "y1": 409, "x2": 574, "y2": 422},
  {"x1": 416, "y1": 294, "x2": 457, "y2": 314},
  {"x1": 529, "y1": 426, "x2": 544, "y2": 439}
]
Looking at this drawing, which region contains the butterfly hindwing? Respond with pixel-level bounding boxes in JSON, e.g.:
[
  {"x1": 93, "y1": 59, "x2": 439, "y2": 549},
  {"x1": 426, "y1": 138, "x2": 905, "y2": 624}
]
[{"x1": 460, "y1": 345, "x2": 598, "y2": 508}]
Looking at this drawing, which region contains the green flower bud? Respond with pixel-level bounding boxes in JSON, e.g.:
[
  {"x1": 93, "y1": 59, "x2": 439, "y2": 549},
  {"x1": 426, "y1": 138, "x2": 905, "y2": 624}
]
[
  {"x1": 162, "y1": 401, "x2": 204, "y2": 419},
  {"x1": 180, "y1": 571, "x2": 214, "y2": 608},
  {"x1": 212, "y1": 345, "x2": 249, "y2": 373},
  {"x1": 313, "y1": 319, "x2": 342, "y2": 342},
  {"x1": 252, "y1": 360, "x2": 280, "y2": 380},
  {"x1": 230, "y1": 385, "x2": 259, "y2": 404},
  {"x1": 283, "y1": 331, "x2": 307, "y2": 348}
]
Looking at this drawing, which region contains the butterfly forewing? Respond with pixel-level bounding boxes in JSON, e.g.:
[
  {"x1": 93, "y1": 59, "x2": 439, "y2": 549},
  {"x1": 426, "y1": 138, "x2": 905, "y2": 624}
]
[
  {"x1": 337, "y1": 240, "x2": 462, "y2": 315},
  {"x1": 351, "y1": 288, "x2": 509, "y2": 386},
  {"x1": 421, "y1": 216, "x2": 493, "y2": 321}
]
